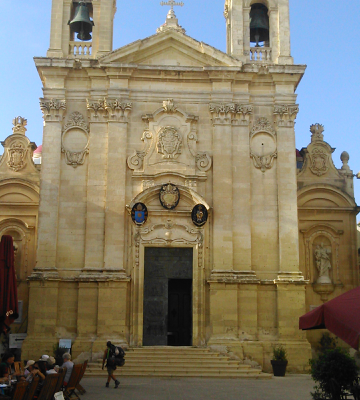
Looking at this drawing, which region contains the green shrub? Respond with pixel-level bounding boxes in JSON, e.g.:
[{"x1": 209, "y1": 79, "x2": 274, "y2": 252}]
[
  {"x1": 273, "y1": 345, "x2": 287, "y2": 361},
  {"x1": 318, "y1": 333, "x2": 337, "y2": 354},
  {"x1": 310, "y1": 347, "x2": 358, "y2": 400}
]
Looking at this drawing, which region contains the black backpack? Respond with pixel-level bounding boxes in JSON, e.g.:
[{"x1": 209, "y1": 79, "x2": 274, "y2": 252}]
[{"x1": 109, "y1": 344, "x2": 125, "y2": 367}]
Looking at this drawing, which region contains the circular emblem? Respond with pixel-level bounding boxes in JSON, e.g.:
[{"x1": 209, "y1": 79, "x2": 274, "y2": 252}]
[
  {"x1": 159, "y1": 183, "x2": 180, "y2": 210},
  {"x1": 191, "y1": 204, "x2": 208, "y2": 227},
  {"x1": 131, "y1": 203, "x2": 148, "y2": 225}
]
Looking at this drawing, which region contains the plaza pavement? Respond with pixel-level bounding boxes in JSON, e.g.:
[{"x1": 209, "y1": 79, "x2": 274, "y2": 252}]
[{"x1": 80, "y1": 374, "x2": 316, "y2": 400}]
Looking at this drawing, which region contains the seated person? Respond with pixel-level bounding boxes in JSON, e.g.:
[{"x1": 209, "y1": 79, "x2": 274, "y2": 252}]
[
  {"x1": 45, "y1": 357, "x2": 58, "y2": 375},
  {"x1": 61, "y1": 353, "x2": 74, "y2": 386},
  {"x1": 0, "y1": 353, "x2": 15, "y2": 379},
  {"x1": 25, "y1": 362, "x2": 45, "y2": 382}
]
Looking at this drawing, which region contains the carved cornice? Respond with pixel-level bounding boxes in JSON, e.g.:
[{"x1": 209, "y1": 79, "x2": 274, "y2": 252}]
[
  {"x1": 104, "y1": 98, "x2": 132, "y2": 122},
  {"x1": 209, "y1": 103, "x2": 253, "y2": 125},
  {"x1": 273, "y1": 104, "x2": 299, "y2": 127},
  {"x1": 40, "y1": 99, "x2": 66, "y2": 122}
]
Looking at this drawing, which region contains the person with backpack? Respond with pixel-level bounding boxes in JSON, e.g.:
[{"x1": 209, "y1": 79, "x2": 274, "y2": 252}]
[{"x1": 102, "y1": 341, "x2": 125, "y2": 388}]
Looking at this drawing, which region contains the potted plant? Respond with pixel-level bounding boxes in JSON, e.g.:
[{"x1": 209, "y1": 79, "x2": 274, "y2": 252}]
[{"x1": 271, "y1": 345, "x2": 288, "y2": 377}]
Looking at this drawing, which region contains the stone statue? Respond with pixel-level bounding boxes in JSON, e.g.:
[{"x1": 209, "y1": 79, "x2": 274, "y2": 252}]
[{"x1": 315, "y1": 243, "x2": 332, "y2": 284}]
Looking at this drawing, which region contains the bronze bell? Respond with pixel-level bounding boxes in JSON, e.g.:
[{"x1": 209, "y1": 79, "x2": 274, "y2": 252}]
[
  {"x1": 68, "y1": 1, "x2": 94, "y2": 41},
  {"x1": 250, "y1": 4, "x2": 269, "y2": 47}
]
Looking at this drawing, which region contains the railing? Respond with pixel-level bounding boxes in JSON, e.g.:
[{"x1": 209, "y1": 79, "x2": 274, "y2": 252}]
[
  {"x1": 69, "y1": 41, "x2": 92, "y2": 57},
  {"x1": 249, "y1": 47, "x2": 272, "y2": 62}
]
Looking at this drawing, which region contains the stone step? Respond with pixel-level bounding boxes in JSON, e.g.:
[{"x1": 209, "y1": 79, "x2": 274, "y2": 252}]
[
  {"x1": 85, "y1": 370, "x2": 271, "y2": 378},
  {"x1": 85, "y1": 347, "x2": 271, "y2": 379},
  {"x1": 90, "y1": 360, "x2": 247, "y2": 367}
]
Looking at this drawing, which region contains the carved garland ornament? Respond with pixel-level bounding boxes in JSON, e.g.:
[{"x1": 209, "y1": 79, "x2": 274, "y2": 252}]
[{"x1": 61, "y1": 112, "x2": 90, "y2": 168}]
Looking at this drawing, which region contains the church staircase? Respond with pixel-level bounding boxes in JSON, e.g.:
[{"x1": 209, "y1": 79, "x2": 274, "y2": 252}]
[{"x1": 85, "y1": 347, "x2": 271, "y2": 378}]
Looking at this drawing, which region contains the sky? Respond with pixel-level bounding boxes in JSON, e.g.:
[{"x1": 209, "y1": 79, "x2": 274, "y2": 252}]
[{"x1": 0, "y1": 0, "x2": 359, "y2": 218}]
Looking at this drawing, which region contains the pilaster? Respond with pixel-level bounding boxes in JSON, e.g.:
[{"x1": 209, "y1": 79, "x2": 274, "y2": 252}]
[
  {"x1": 209, "y1": 104, "x2": 234, "y2": 273},
  {"x1": 31, "y1": 98, "x2": 66, "y2": 279},
  {"x1": 273, "y1": 105, "x2": 303, "y2": 279},
  {"x1": 103, "y1": 99, "x2": 132, "y2": 277},
  {"x1": 81, "y1": 99, "x2": 108, "y2": 277},
  {"x1": 231, "y1": 105, "x2": 254, "y2": 274}
]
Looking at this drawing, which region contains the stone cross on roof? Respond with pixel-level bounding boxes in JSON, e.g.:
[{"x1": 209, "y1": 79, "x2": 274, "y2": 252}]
[{"x1": 160, "y1": 0, "x2": 184, "y2": 12}]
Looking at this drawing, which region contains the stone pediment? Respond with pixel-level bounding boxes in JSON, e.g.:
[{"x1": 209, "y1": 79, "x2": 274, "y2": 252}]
[{"x1": 99, "y1": 31, "x2": 241, "y2": 68}]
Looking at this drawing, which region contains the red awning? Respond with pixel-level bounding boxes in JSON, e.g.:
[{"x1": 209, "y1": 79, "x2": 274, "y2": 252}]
[
  {"x1": 0, "y1": 235, "x2": 19, "y2": 333},
  {"x1": 299, "y1": 286, "x2": 360, "y2": 350}
]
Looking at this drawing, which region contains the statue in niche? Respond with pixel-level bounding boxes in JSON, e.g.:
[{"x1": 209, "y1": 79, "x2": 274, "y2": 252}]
[{"x1": 314, "y1": 243, "x2": 332, "y2": 284}]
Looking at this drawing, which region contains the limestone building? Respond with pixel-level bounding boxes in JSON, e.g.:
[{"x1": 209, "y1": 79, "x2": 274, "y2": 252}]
[{"x1": 0, "y1": 0, "x2": 359, "y2": 372}]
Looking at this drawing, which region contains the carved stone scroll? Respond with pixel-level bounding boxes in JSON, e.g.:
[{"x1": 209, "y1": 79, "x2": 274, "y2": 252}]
[{"x1": 127, "y1": 130, "x2": 153, "y2": 171}]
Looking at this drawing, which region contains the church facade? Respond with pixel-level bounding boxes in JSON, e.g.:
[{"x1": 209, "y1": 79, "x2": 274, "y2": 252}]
[{"x1": 0, "y1": 0, "x2": 359, "y2": 372}]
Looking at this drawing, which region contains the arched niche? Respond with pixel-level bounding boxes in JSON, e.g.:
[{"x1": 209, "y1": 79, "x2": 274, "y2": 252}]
[{"x1": 300, "y1": 224, "x2": 343, "y2": 285}]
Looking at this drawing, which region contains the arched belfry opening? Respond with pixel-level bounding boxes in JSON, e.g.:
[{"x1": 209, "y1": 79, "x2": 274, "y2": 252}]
[{"x1": 249, "y1": 3, "x2": 270, "y2": 47}]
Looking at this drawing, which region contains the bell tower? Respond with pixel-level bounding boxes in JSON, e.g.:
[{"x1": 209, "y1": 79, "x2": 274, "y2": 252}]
[
  {"x1": 224, "y1": 0, "x2": 293, "y2": 64},
  {"x1": 47, "y1": 0, "x2": 116, "y2": 58}
]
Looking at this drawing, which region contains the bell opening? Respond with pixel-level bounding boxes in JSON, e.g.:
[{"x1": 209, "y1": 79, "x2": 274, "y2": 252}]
[
  {"x1": 249, "y1": 3, "x2": 270, "y2": 48},
  {"x1": 68, "y1": 1, "x2": 94, "y2": 42}
]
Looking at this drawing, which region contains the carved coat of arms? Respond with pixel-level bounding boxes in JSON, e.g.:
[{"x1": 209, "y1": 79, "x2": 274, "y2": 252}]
[
  {"x1": 157, "y1": 126, "x2": 182, "y2": 159},
  {"x1": 7, "y1": 144, "x2": 27, "y2": 172},
  {"x1": 159, "y1": 183, "x2": 180, "y2": 210},
  {"x1": 309, "y1": 148, "x2": 329, "y2": 176}
]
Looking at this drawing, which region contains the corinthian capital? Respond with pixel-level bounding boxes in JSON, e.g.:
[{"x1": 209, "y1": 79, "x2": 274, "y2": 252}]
[
  {"x1": 86, "y1": 99, "x2": 106, "y2": 121},
  {"x1": 209, "y1": 103, "x2": 253, "y2": 126},
  {"x1": 105, "y1": 98, "x2": 132, "y2": 122},
  {"x1": 40, "y1": 99, "x2": 66, "y2": 122},
  {"x1": 273, "y1": 104, "x2": 299, "y2": 127}
]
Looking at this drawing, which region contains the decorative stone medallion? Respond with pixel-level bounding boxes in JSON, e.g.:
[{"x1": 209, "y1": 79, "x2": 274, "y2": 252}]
[
  {"x1": 159, "y1": 183, "x2": 180, "y2": 210},
  {"x1": 191, "y1": 204, "x2": 208, "y2": 227},
  {"x1": 131, "y1": 203, "x2": 148, "y2": 226}
]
